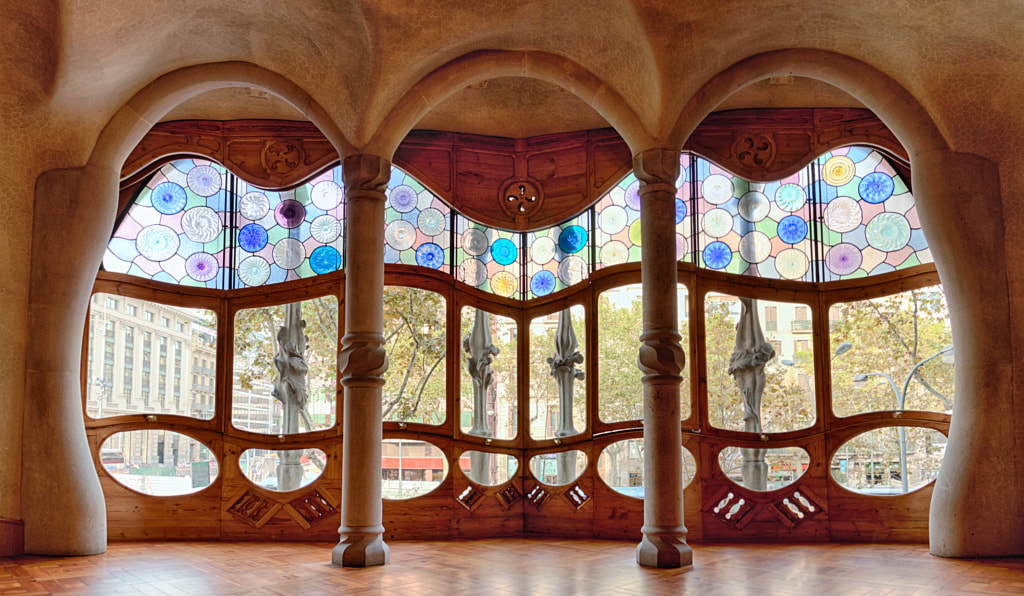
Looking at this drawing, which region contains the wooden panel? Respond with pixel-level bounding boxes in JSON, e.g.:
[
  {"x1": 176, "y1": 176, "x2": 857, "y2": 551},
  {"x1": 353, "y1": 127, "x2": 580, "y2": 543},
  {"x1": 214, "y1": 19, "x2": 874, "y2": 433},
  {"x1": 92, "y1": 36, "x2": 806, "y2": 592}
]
[{"x1": 0, "y1": 518, "x2": 23, "y2": 557}]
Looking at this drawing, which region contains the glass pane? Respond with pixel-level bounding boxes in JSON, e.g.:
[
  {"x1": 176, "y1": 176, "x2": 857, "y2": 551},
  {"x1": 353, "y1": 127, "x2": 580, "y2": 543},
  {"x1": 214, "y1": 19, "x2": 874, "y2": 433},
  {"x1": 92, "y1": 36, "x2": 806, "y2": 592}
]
[
  {"x1": 525, "y1": 211, "x2": 592, "y2": 298},
  {"x1": 86, "y1": 294, "x2": 216, "y2": 420},
  {"x1": 460, "y1": 307, "x2": 517, "y2": 440},
  {"x1": 597, "y1": 284, "x2": 690, "y2": 423},
  {"x1": 383, "y1": 167, "x2": 450, "y2": 270},
  {"x1": 830, "y1": 285, "x2": 954, "y2": 417},
  {"x1": 529, "y1": 306, "x2": 586, "y2": 440},
  {"x1": 596, "y1": 438, "x2": 697, "y2": 498},
  {"x1": 232, "y1": 296, "x2": 338, "y2": 434},
  {"x1": 528, "y1": 451, "x2": 588, "y2": 486},
  {"x1": 100, "y1": 430, "x2": 218, "y2": 496},
  {"x1": 382, "y1": 287, "x2": 446, "y2": 424},
  {"x1": 455, "y1": 218, "x2": 521, "y2": 299},
  {"x1": 706, "y1": 293, "x2": 816, "y2": 433},
  {"x1": 831, "y1": 427, "x2": 946, "y2": 495},
  {"x1": 460, "y1": 451, "x2": 518, "y2": 486},
  {"x1": 239, "y1": 448, "x2": 326, "y2": 491},
  {"x1": 382, "y1": 439, "x2": 448, "y2": 499},
  {"x1": 718, "y1": 446, "x2": 809, "y2": 492}
]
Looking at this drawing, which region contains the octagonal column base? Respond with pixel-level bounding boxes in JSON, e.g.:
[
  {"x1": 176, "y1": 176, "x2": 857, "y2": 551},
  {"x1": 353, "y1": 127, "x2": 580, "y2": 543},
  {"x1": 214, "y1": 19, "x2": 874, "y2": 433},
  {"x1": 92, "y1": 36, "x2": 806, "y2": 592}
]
[
  {"x1": 637, "y1": 526, "x2": 692, "y2": 569},
  {"x1": 332, "y1": 527, "x2": 389, "y2": 567}
]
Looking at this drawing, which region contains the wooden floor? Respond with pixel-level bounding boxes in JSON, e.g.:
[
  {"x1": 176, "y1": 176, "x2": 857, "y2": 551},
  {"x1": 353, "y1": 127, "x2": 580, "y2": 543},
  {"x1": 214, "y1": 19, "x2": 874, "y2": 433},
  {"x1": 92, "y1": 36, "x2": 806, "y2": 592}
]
[{"x1": 2, "y1": 539, "x2": 1023, "y2": 595}]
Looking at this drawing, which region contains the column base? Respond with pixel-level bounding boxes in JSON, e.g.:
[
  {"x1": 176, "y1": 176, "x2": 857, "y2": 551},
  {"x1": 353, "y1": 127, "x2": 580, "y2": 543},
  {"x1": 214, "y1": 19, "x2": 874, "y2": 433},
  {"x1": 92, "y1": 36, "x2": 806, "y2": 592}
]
[
  {"x1": 637, "y1": 526, "x2": 693, "y2": 568},
  {"x1": 332, "y1": 527, "x2": 389, "y2": 567}
]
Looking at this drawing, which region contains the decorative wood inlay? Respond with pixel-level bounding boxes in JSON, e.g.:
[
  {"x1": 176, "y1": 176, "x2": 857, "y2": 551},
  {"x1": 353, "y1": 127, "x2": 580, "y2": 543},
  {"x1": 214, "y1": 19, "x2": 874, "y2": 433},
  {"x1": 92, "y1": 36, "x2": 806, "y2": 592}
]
[
  {"x1": 456, "y1": 486, "x2": 484, "y2": 511},
  {"x1": 495, "y1": 483, "x2": 522, "y2": 510},
  {"x1": 563, "y1": 484, "x2": 591, "y2": 511},
  {"x1": 226, "y1": 488, "x2": 281, "y2": 528},
  {"x1": 284, "y1": 488, "x2": 338, "y2": 529},
  {"x1": 525, "y1": 485, "x2": 550, "y2": 511}
]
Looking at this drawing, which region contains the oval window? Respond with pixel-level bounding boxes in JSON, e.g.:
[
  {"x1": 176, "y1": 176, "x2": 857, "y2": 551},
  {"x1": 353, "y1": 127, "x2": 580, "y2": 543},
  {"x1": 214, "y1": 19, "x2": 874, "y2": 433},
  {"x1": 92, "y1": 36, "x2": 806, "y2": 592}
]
[
  {"x1": 100, "y1": 430, "x2": 218, "y2": 496},
  {"x1": 460, "y1": 451, "x2": 518, "y2": 486},
  {"x1": 596, "y1": 438, "x2": 696, "y2": 498},
  {"x1": 382, "y1": 439, "x2": 449, "y2": 499},
  {"x1": 529, "y1": 450, "x2": 588, "y2": 485},
  {"x1": 239, "y1": 448, "x2": 326, "y2": 491},
  {"x1": 831, "y1": 426, "x2": 946, "y2": 495},
  {"x1": 718, "y1": 446, "x2": 809, "y2": 492}
]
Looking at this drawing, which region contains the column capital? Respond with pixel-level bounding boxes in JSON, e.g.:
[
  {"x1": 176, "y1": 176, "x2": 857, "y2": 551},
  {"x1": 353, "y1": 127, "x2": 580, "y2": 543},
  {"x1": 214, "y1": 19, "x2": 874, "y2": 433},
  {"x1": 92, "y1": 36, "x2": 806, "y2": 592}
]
[
  {"x1": 633, "y1": 148, "x2": 680, "y2": 188},
  {"x1": 342, "y1": 154, "x2": 391, "y2": 201}
]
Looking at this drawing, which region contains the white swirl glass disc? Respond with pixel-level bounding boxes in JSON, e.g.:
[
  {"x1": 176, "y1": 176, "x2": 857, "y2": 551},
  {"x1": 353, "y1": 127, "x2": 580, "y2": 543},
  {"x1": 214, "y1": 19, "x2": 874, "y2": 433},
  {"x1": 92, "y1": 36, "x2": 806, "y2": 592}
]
[
  {"x1": 310, "y1": 215, "x2": 341, "y2": 244},
  {"x1": 775, "y1": 248, "x2": 809, "y2": 280},
  {"x1": 739, "y1": 231, "x2": 771, "y2": 264},
  {"x1": 385, "y1": 220, "x2": 417, "y2": 251},
  {"x1": 417, "y1": 208, "x2": 446, "y2": 236},
  {"x1": 459, "y1": 258, "x2": 487, "y2": 287},
  {"x1": 311, "y1": 181, "x2": 343, "y2": 211},
  {"x1": 600, "y1": 240, "x2": 628, "y2": 266},
  {"x1": 775, "y1": 184, "x2": 807, "y2": 212},
  {"x1": 702, "y1": 174, "x2": 734, "y2": 205},
  {"x1": 865, "y1": 212, "x2": 911, "y2": 251},
  {"x1": 702, "y1": 208, "x2": 733, "y2": 238},
  {"x1": 186, "y1": 165, "x2": 222, "y2": 197},
  {"x1": 136, "y1": 225, "x2": 179, "y2": 262},
  {"x1": 237, "y1": 256, "x2": 271, "y2": 286},
  {"x1": 462, "y1": 228, "x2": 488, "y2": 256},
  {"x1": 599, "y1": 205, "x2": 628, "y2": 234},
  {"x1": 824, "y1": 196, "x2": 863, "y2": 233},
  {"x1": 557, "y1": 255, "x2": 587, "y2": 286},
  {"x1": 181, "y1": 206, "x2": 221, "y2": 243},
  {"x1": 273, "y1": 238, "x2": 306, "y2": 270},
  {"x1": 530, "y1": 235, "x2": 556, "y2": 265},
  {"x1": 239, "y1": 192, "x2": 270, "y2": 221},
  {"x1": 738, "y1": 191, "x2": 770, "y2": 222}
]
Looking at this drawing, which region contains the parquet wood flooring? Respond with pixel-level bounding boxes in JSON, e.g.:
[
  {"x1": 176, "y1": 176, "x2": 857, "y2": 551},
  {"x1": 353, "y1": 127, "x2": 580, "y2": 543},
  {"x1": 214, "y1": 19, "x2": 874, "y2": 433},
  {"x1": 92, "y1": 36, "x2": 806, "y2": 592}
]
[{"x1": 2, "y1": 539, "x2": 1022, "y2": 595}]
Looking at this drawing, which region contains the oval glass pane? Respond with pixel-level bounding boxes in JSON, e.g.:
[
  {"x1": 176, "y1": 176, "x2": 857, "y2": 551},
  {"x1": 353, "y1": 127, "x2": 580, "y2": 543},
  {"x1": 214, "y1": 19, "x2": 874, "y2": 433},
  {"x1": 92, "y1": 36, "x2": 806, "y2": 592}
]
[
  {"x1": 460, "y1": 451, "x2": 518, "y2": 486},
  {"x1": 831, "y1": 427, "x2": 946, "y2": 495},
  {"x1": 239, "y1": 448, "x2": 326, "y2": 492},
  {"x1": 718, "y1": 446, "x2": 809, "y2": 492},
  {"x1": 529, "y1": 450, "x2": 588, "y2": 486},
  {"x1": 382, "y1": 439, "x2": 449, "y2": 499},
  {"x1": 100, "y1": 430, "x2": 218, "y2": 496},
  {"x1": 596, "y1": 438, "x2": 696, "y2": 498}
]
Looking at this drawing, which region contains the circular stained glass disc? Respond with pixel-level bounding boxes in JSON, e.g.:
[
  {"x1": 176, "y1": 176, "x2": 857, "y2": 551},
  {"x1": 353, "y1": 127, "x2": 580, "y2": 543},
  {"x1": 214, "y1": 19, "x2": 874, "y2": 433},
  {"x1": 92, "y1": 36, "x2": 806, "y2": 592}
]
[
  {"x1": 675, "y1": 199, "x2": 687, "y2": 224},
  {"x1": 599, "y1": 205, "x2": 628, "y2": 234},
  {"x1": 150, "y1": 182, "x2": 187, "y2": 215},
  {"x1": 859, "y1": 172, "x2": 895, "y2": 204},
  {"x1": 186, "y1": 165, "x2": 221, "y2": 197},
  {"x1": 311, "y1": 181, "x2": 343, "y2": 211},
  {"x1": 309, "y1": 245, "x2": 341, "y2": 274},
  {"x1": 624, "y1": 181, "x2": 641, "y2": 210},
  {"x1": 558, "y1": 225, "x2": 588, "y2": 254},
  {"x1": 310, "y1": 215, "x2": 341, "y2": 244},
  {"x1": 239, "y1": 192, "x2": 270, "y2": 221},
  {"x1": 385, "y1": 220, "x2": 417, "y2": 251},
  {"x1": 676, "y1": 233, "x2": 688, "y2": 261},
  {"x1": 238, "y1": 256, "x2": 271, "y2": 286},
  {"x1": 462, "y1": 228, "x2": 488, "y2": 256},
  {"x1": 273, "y1": 238, "x2": 305, "y2": 270},
  {"x1": 739, "y1": 231, "x2": 771, "y2": 264},
  {"x1": 776, "y1": 184, "x2": 807, "y2": 212},
  {"x1": 136, "y1": 225, "x2": 179, "y2": 261},
  {"x1": 600, "y1": 240, "x2": 628, "y2": 266},
  {"x1": 530, "y1": 235, "x2": 556, "y2": 265},
  {"x1": 702, "y1": 241, "x2": 732, "y2": 270},
  {"x1": 865, "y1": 212, "x2": 911, "y2": 251},
  {"x1": 530, "y1": 270, "x2": 556, "y2": 296},
  {"x1": 824, "y1": 196, "x2": 862, "y2": 233},
  {"x1": 417, "y1": 208, "x2": 446, "y2": 236},
  {"x1": 825, "y1": 243, "x2": 863, "y2": 276},
  {"x1": 775, "y1": 248, "x2": 809, "y2": 280},
  {"x1": 491, "y1": 271, "x2": 517, "y2": 297},
  {"x1": 415, "y1": 242, "x2": 444, "y2": 269},
  {"x1": 738, "y1": 191, "x2": 769, "y2": 222},
  {"x1": 275, "y1": 200, "x2": 306, "y2": 229},
  {"x1": 702, "y1": 174, "x2": 734, "y2": 205},
  {"x1": 185, "y1": 252, "x2": 218, "y2": 282},
  {"x1": 238, "y1": 224, "x2": 268, "y2": 253},
  {"x1": 388, "y1": 185, "x2": 418, "y2": 213},
  {"x1": 628, "y1": 219, "x2": 642, "y2": 246},
  {"x1": 491, "y1": 238, "x2": 518, "y2": 266},
  {"x1": 181, "y1": 206, "x2": 221, "y2": 243},
  {"x1": 459, "y1": 258, "x2": 487, "y2": 287},
  {"x1": 702, "y1": 208, "x2": 733, "y2": 238},
  {"x1": 823, "y1": 155, "x2": 856, "y2": 186},
  {"x1": 558, "y1": 255, "x2": 587, "y2": 286},
  {"x1": 777, "y1": 215, "x2": 808, "y2": 244}
]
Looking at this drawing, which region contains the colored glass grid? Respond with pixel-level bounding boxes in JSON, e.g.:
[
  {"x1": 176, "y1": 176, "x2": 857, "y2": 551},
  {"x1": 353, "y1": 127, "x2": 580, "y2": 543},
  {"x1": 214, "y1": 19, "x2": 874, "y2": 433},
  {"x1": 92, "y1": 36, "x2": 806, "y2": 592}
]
[
  {"x1": 454, "y1": 216, "x2": 521, "y2": 299},
  {"x1": 383, "y1": 167, "x2": 451, "y2": 271},
  {"x1": 816, "y1": 147, "x2": 930, "y2": 281},
  {"x1": 232, "y1": 166, "x2": 345, "y2": 288},
  {"x1": 526, "y1": 211, "x2": 592, "y2": 299},
  {"x1": 103, "y1": 159, "x2": 230, "y2": 288}
]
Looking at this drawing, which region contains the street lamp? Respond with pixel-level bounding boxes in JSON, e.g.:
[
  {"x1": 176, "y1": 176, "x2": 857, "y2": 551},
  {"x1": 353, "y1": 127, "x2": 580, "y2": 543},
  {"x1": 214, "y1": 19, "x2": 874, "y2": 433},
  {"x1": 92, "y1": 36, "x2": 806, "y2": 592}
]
[
  {"x1": 93, "y1": 377, "x2": 112, "y2": 418},
  {"x1": 781, "y1": 342, "x2": 853, "y2": 391},
  {"x1": 853, "y1": 344, "x2": 954, "y2": 494}
]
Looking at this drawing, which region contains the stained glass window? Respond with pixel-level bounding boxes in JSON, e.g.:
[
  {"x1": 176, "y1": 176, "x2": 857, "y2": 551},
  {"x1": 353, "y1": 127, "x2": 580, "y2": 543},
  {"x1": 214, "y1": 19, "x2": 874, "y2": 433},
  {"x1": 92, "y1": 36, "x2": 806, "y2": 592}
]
[
  {"x1": 525, "y1": 212, "x2": 592, "y2": 299},
  {"x1": 455, "y1": 217, "x2": 521, "y2": 299},
  {"x1": 384, "y1": 168, "x2": 450, "y2": 271}
]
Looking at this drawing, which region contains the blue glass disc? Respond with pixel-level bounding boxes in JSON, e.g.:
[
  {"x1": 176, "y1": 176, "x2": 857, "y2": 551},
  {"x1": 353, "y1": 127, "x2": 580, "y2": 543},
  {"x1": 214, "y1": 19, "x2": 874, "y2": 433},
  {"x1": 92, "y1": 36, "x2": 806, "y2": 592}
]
[
  {"x1": 702, "y1": 241, "x2": 732, "y2": 270},
  {"x1": 415, "y1": 242, "x2": 445, "y2": 269},
  {"x1": 151, "y1": 182, "x2": 187, "y2": 215},
  {"x1": 530, "y1": 270, "x2": 556, "y2": 296},
  {"x1": 675, "y1": 199, "x2": 687, "y2": 224},
  {"x1": 558, "y1": 225, "x2": 588, "y2": 254},
  {"x1": 491, "y1": 238, "x2": 518, "y2": 266},
  {"x1": 859, "y1": 172, "x2": 895, "y2": 204},
  {"x1": 309, "y1": 245, "x2": 341, "y2": 274},
  {"x1": 238, "y1": 223, "x2": 268, "y2": 253},
  {"x1": 777, "y1": 215, "x2": 808, "y2": 244}
]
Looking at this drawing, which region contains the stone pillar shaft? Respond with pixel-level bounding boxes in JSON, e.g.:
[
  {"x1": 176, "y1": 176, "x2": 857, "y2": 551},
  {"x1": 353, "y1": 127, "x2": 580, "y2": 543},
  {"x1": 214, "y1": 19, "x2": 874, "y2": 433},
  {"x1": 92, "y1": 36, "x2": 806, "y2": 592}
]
[
  {"x1": 333, "y1": 155, "x2": 390, "y2": 567},
  {"x1": 634, "y1": 149, "x2": 692, "y2": 569}
]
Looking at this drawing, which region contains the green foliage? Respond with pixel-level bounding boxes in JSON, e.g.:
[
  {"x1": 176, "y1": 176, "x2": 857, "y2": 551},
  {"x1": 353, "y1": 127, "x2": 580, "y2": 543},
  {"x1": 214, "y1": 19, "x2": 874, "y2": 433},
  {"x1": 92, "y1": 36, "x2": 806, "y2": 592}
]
[{"x1": 382, "y1": 287, "x2": 447, "y2": 423}]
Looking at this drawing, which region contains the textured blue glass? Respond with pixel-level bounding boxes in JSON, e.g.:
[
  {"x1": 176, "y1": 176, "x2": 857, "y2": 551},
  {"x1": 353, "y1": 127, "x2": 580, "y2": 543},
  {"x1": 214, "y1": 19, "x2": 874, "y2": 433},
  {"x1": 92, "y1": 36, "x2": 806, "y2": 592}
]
[
  {"x1": 703, "y1": 241, "x2": 732, "y2": 269},
  {"x1": 530, "y1": 270, "x2": 556, "y2": 296},
  {"x1": 309, "y1": 245, "x2": 341, "y2": 274},
  {"x1": 491, "y1": 238, "x2": 518, "y2": 266},
  {"x1": 238, "y1": 223, "x2": 268, "y2": 253},
  {"x1": 859, "y1": 172, "x2": 895, "y2": 204},
  {"x1": 558, "y1": 225, "x2": 588, "y2": 254},
  {"x1": 777, "y1": 215, "x2": 808, "y2": 244},
  {"x1": 415, "y1": 242, "x2": 445, "y2": 269},
  {"x1": 675, "y1": 198, "x2": 687, "y2": 224},
  {"x1": 151, "y1": 182, "x2": 187, "y2": 215}
]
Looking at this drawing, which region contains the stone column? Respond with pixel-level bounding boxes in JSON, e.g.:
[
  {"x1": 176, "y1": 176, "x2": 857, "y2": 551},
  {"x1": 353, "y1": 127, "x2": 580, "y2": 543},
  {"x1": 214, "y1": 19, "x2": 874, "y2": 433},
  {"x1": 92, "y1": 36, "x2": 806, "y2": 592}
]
[
  {"x1": 332, "y1": 155, "x2": 390, "y2": 567},
  {"x1": 634, "y1": 149, "x2": 692, "y2": 568}
]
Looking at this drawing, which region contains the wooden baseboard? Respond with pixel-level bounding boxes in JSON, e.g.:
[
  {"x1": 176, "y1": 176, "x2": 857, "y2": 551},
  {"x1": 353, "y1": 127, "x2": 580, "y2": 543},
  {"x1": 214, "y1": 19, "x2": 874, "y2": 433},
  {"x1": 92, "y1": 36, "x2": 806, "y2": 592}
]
[{"x1": 0, "y1": 518, "x2": 24, "y2": 557}]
